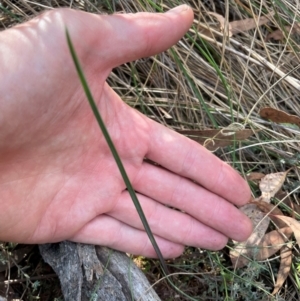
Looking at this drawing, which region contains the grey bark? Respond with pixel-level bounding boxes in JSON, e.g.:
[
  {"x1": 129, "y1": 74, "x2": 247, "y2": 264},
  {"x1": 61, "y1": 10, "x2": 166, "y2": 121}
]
[{"x1": 39, "y1": 241, "x2": 161, "y2": 301}]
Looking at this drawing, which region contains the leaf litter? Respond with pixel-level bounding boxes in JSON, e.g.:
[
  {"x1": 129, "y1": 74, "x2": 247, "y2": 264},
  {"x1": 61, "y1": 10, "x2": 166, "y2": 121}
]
[{"x1": 230, "y1": 169, "x2": 299, "y2": 293}]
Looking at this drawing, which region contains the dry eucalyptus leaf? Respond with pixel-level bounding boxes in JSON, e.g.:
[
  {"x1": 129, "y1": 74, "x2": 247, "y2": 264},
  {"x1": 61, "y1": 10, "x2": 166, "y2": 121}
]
[
  {"x1": 254, "y1": 227, "x2": 293, "y2": 261},
  {"x1": 230, "y1": 12, "x2": 274, "y2": 35},
  {"x1": 230, "y1": 203, "x2": 270, "y2": 268},
  {"x1": 274, "y1": 215, "x2": 300, "y2": 246},
  {"x1": 177, "y1": 129, "x2": 254, "y2": 151},
  {"x1": 259, "y1": 171, "x2": 289, "y2": 203},
  {"x1": 260, "y1": 107, "x2": 300, "y2": 127},
  {"x1": 272, "y1": 243, "x2": 293, "y2": 295}
]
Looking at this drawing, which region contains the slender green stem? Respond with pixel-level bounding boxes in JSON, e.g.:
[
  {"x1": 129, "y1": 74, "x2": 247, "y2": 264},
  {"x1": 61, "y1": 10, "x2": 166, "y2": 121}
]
[{"x1": 65, "y1": 28, "x2": 169, "y2": 275}]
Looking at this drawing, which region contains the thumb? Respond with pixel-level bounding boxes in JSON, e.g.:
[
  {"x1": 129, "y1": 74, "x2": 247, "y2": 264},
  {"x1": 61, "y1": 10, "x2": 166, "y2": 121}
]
[{"x1": 75, "y1": 5, "x2": 194, "y2": 69}]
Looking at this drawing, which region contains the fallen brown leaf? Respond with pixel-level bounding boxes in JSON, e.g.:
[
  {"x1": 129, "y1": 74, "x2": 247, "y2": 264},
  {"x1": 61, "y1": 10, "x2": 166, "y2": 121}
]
[
  {"x1": 274, "y1": 215, "x2": 300, "y2": 246},
  {"x1": 177, "y1": 128, "x2": 255, "y2": 151},
  {"x1": 272, "y1": 243, "x2": 292, "y2": 295},
  {"x1": 260, "y1": 107, "x2": 300, "y2": 127},
  {"x1": 255, "y1": 227, "x2": 293, "y2": 262},
  {"x1": 230, "y1": 12, "x2": 274, "y2": 35}
]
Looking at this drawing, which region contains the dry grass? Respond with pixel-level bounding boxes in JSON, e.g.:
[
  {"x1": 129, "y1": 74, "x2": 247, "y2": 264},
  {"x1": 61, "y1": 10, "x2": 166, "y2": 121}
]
[{"x1": 1, "y1": 0, "x2": 300, "y2": 300}]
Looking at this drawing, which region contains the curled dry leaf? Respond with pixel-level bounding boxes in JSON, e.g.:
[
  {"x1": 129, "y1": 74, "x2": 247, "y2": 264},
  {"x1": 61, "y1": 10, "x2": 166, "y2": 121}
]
[
  {"x1": 272, "y1": 243, "x2": 293, "y2": 295},
  {"x1": 177, "y1": 128, "x2": 255, "y2": 151},
  {"x1": 259, "y1": 171, "x2": 289, "y2": 203},
  {"x1": 274, "y1": 215, "x2": 300, "y2": 246},
  {"x1": 260, "y1": 107, "x2": 300, "y2": 127}
]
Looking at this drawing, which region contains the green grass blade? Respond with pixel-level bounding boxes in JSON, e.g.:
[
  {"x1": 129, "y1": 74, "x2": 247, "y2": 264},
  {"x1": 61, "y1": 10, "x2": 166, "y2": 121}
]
[
  {"x1": 65, "y1": 28, "x2": 169, "y2": 275},
  {"x1": 0, "y1": 4, "x2": 22, "y2": 22}
]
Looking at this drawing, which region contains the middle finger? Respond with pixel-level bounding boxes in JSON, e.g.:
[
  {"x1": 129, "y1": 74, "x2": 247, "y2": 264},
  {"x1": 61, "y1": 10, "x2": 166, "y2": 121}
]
[{"x1": 130, "y1": 162, "x2": 252, "y2": 241}]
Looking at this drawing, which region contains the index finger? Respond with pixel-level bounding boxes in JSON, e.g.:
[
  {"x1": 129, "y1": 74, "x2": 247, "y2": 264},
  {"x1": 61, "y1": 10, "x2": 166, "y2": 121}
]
[{"x1": 146, "y1": 121, "x2": 251, "y2": 206}]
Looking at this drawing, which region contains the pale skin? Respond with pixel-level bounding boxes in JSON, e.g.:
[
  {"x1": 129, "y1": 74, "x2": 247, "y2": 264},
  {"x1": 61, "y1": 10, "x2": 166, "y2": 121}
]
[{"x1": 0, "y1": 5, "x2": 252, "y2": 258}]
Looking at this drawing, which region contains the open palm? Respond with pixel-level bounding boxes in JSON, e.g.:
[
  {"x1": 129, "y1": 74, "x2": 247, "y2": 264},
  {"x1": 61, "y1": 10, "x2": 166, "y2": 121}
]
[{"x1": 0, "y1": 6, "x2": 252, "y2": 258}]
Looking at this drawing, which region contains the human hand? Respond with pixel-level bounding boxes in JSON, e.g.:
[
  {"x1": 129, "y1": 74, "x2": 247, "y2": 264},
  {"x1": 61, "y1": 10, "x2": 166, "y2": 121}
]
[{"x1": 0, "y1": 5, "x2": 252, "y2": 258}]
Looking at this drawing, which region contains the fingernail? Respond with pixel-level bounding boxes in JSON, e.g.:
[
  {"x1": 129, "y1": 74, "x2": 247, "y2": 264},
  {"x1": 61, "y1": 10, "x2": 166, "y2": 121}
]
[{"x1": 166, "y1": 5, "x2": 190, "y2": 14}]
